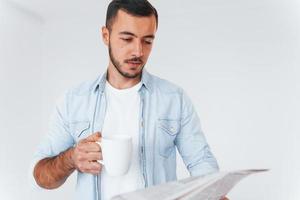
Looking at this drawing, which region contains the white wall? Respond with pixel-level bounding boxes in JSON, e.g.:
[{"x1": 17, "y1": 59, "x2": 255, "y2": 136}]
[
  {"x1": 1, "y1": 0, "x2": 299, "y2": 199},
  {"x1": 153, "y1": 1, "x2": 299, "y2": 199},
  {"x1": 0, "y1": 1, "x2": 43, "y2": 199}
]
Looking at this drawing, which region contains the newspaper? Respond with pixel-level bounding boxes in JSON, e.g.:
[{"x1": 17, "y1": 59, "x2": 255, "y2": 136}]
[{"x1": 111, "y1": 169, "x2": 269, "y2": 200}]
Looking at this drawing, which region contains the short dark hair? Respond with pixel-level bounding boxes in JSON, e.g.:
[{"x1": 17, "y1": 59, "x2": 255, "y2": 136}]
[{"x1": 106, "y1": 0, "x2": 158, "y2": 31}]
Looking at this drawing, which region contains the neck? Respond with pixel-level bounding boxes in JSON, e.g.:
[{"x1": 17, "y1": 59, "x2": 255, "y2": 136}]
[{"x1": 107, "y1": 64, "x2": 142, "y2": 90}]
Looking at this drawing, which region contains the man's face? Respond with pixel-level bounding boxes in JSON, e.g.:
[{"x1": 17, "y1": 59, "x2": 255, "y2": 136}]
[{"x1": 103, "y1": 10, "x2": 157, "y2": 79}]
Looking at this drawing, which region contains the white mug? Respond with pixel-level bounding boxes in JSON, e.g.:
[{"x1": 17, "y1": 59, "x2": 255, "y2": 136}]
[{"x1": 96, "y1": 134, "x2": 132, "y2": 176}]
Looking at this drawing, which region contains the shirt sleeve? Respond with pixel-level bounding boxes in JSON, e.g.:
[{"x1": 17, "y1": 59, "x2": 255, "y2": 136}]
[
  {"x1": 30, "y1": 91, "x2": 75, "y2": 189},
  {"x1": 175, "y1": 89, "x2": 219, "y2": 177}
]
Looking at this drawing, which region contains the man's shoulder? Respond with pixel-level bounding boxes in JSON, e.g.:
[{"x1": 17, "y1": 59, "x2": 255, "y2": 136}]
[{"x1": 66, "y1": 76, "x2": 101, "y2": 97}]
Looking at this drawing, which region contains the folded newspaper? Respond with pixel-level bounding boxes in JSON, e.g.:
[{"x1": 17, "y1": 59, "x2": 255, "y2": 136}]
[{"x1": 111, "y1": 169, "x2": 269, "y2": 200}]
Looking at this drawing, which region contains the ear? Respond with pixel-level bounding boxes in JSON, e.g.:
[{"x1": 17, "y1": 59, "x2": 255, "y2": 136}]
[{"x1": 101, "y1": 26, "x2": 109, "y2": 46}]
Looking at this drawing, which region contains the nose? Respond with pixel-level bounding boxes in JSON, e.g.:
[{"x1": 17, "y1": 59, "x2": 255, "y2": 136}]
[{"x1": 132, "y1": 40, "x2": 144, "y2": 58}]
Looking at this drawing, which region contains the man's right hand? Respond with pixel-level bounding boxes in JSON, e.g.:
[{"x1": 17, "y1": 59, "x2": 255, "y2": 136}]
[{"x1": 71, "y1": 132, "x2": 103, "y2": 175}]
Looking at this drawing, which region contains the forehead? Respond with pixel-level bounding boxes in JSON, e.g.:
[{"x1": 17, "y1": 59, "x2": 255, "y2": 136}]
[{"x1": 110, "y1": 9, "x2": 157, "y2": 36}]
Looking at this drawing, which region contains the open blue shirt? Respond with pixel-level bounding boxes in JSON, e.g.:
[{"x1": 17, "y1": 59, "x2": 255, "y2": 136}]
[{"x1": 32, "y1": 69, "x2": 219, "y2": 200}]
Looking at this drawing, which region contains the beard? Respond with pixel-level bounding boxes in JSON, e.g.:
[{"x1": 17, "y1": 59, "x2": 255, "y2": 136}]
[{"x1": 108, "y1": 42, "x2": 144, "y2": 79}]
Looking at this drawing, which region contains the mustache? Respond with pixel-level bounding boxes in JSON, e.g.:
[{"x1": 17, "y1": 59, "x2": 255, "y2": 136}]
[{"x1": 125, "y1": 57, "x2": 143, "y2": 63}]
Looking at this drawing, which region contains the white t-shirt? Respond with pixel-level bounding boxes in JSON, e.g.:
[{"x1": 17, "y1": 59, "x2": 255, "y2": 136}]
[{"x1": 100, "y1": 81, "x2": 144, "y2": 200}]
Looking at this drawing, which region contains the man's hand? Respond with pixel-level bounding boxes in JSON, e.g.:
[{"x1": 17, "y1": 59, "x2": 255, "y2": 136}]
[
  {"x1": 71, "y1": 132, "x2": 103, "y2": 175},
  {"x1": 34, "y1": 132, "x2": 103, "y2": 189}
]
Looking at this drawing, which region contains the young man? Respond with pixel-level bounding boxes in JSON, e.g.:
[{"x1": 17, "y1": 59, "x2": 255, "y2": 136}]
[{"x1": 33, "y1": 0, "x2": 226, "y2": 200}]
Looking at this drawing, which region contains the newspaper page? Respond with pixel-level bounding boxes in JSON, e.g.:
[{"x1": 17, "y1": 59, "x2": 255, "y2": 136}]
[{"x1": 111, "y1": 169, "x2": 268, "y2": 200}]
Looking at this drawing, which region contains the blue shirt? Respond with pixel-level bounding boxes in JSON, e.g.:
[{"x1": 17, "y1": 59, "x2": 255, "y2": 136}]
[{"x1": 32, "y1": 69, "x2": 219, "y2": 200}]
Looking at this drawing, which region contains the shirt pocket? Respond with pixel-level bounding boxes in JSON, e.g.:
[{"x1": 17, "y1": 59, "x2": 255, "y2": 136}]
[
  {"x1": 157, "y1": 119, "x2": 180, "y2": 158},
  {"x1": 70, "y1": 121, "x2": 91, "y2": 142}
]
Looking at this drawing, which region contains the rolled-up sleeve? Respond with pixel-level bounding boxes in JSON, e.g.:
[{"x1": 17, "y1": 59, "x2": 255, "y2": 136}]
[
  {"x1": 175, "y1": 89, "x2": 219, "y2": 177},
  {"x1": 30, "y1": 92, "x2": 75, "y2": 189}
]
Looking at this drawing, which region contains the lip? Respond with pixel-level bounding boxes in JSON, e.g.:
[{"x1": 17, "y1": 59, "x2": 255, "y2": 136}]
[{"x1": 127, "y1": 62, "x2": 142, "y2": 67}]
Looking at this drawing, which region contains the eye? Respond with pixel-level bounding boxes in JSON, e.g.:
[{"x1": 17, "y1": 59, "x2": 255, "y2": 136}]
[
  {"x1": 144, "y1": 39, "x2": 153, "y2": 45},
  {"x1": 121, "y1": 38, "x2": 133, "y2": 42}
]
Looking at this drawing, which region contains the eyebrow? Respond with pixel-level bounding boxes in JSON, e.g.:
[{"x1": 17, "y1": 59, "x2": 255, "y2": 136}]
[{"x1": 119, "y1": 31, "x2": 155, "y2": 39}]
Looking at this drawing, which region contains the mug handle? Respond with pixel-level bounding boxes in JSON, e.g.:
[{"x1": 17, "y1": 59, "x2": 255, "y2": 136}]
[
  {"x1": 96, "y1": 141, "x2": 104, "y2": 165},
  {"x1": 98, "y1": 160, "x2": 104, "y2": 165}
]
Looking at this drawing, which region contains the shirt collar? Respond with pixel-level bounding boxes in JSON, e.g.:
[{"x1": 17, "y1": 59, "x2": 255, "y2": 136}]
[{"x1": 93, "y1": 69, "x2": 153, "y2": 93}]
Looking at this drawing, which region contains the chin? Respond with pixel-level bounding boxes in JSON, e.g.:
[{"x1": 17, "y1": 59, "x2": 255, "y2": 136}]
[{"x1": 122, "y1": 70, "x2": 142, "y2": 79}]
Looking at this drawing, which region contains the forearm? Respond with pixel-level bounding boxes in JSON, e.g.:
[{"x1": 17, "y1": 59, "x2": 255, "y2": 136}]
[{"x1": 33, "y1": 147, "x2": 75, "y2": 189}]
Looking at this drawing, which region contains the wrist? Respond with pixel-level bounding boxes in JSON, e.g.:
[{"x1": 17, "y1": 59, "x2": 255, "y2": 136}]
[{"x1": 63, "y1": 147, "x2": 76, "y2": 172}]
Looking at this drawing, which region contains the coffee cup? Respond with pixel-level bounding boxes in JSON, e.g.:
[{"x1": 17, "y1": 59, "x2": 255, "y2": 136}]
[{"x1": 96, "y1": 134, "x2": 132, "y2": 176}]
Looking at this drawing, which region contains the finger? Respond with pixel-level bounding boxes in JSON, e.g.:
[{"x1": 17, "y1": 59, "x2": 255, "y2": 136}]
[
  {"x1": 89, "y1": 167, "x2": 102, "y2": 175},
  {"x1": 75, "y1": 151, "x2": 102, "y2": 162},
  {"x1": 86, "y1": 152, "x2": 102, "y2": 161},
  {"x1": 85, "y1": 132, "x2": 102, "y2": 142},
  {"x1": 90, "y1": 161, "x2": 103, "y2": 175},
  {"x1": 77, "y1": 141, "x2": 101, "y2": 152},
  {"x1": 78, "y1": 161, "x2": 102, "y2": 173},
  {"x1": 86, "y1": 161, "x2": 102, "y2": 172}
]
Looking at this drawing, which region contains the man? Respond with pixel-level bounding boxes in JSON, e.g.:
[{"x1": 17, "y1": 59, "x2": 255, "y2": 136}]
[{"x1": 33, "y1": 0, "x2": 227, "y2": 200}]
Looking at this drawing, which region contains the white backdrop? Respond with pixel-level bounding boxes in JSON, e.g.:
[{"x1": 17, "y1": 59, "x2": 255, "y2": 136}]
[{"x1": 0, "y1": 0, "x2": 299, "y2": 199}]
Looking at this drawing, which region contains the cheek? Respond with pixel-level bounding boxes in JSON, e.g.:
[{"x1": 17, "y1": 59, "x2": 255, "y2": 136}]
[
  {"x1": 117, "y1": 49, "x2": 131, "y2": 62},
  {"x1": 110, "y1": 38, "x2": 128, "y2": 55},
  {"x1": 143, "y1": 46, "x2": 153, "y2": 58},
  {"x1": 117, "y1": 43, "x2": 132, "y2": 55},
  {"x1": 112, "y1": 45, "x2": 128, "y2": 59}
]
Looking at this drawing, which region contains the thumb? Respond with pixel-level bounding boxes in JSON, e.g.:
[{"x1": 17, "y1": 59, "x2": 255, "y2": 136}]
[{"x1": 85, "y1": 132, "x2": 102, "y2": 142}]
